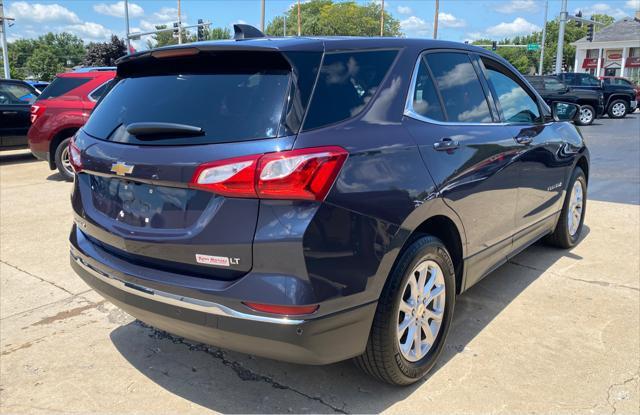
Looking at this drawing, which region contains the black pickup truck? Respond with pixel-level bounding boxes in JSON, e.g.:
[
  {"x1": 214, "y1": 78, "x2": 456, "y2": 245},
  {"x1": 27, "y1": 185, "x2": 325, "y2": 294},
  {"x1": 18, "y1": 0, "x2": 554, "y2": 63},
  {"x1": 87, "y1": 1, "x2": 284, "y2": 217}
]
[
  {"x1": 556, "y1": 72, "x2": 637, "y2": 119},
  {"x1": 526, "y1": 75, "x2": 603, "y2": 125},
  {"x1": 0, "y1": 79, "x2": 39, "y2": 150}
]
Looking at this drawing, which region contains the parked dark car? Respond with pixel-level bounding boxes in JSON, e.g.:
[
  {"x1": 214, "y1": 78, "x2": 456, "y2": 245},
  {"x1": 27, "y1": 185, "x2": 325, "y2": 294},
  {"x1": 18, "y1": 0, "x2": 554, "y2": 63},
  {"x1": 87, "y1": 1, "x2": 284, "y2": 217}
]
[
  {"x1": 557, "y1": 72, "x2": 637, "y2": 118},
  {"x1": 525, "y1": 75, "x2": 603, "y2": 125},
  {"x1": 0, "y1": 79, "x2": 39, "y2": 150},
  {"x1": 69, "y1": 31, "x2": 589, "y2": 385},
  {"x1": 28, "y1": 70, "x2": 115, "y2": 180}
]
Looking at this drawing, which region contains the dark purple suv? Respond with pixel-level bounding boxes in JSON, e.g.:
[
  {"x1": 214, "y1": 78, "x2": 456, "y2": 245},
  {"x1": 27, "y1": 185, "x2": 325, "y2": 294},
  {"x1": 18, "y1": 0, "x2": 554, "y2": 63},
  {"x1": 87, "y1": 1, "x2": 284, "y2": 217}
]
[{"x1": 69, "y1": 28, "x2": 589, "y2": 385}]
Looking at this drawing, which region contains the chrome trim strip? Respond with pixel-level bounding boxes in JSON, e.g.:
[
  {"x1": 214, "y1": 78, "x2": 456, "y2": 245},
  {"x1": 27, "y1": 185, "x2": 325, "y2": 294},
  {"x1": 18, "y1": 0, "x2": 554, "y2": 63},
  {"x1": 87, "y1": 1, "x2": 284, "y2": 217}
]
[{"x1": 72, "y1": 254, "x2": 305, "y2": 325}]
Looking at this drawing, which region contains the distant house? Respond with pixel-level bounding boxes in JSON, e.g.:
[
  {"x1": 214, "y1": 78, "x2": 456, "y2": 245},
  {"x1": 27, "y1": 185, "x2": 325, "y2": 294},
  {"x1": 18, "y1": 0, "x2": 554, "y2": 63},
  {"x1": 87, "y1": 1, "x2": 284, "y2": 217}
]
[{"x1": 572, "y1": 14, "x2": 640, "y2": 82}]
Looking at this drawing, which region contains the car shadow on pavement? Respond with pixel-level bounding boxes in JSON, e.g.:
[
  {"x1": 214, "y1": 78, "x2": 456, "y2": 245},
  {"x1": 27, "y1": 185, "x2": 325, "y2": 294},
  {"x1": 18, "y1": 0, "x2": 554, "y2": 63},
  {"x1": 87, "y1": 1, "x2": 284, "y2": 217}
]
[
  {"x1": 109, "y1": 227, "x2": 588, "y2": 414},
  {"x1": 46, "y1": 172, "x2": 68, "y2": 182},
  {"x1": 0, "y1": 151, "x2": 36, "y2": 166}
]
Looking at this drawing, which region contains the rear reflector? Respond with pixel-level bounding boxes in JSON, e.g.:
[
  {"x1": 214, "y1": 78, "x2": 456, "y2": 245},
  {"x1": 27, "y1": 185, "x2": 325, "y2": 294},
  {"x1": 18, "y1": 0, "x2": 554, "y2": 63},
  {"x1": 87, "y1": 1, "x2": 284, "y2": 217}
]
[
  {"x1": 190, "y1": 146, "x2": 348, "y2": 201},
  {"x1": 30, "y1": 105, "x2": 45, "y2": 123},
  {"x1": 242, "y1": 302, "x2": 319, "y2": 316}
]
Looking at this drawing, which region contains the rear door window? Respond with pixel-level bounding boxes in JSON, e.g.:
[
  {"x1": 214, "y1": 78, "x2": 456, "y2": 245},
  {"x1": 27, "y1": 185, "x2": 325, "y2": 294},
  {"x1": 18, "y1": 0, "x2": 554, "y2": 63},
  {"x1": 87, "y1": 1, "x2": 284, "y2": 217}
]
[
  {"x1": 38, "y1": 77, "x2": 91, "y2": 100},
  {"x1": 543, "y1": 77, "x2": 567, "y2": 91},
  {"x1": 302, "y1": 50, "x2": 398, "y2": 130},
  {"x1": 0, "y1": 82, "x2": 37, "y2": 105},
  {"x1": 578, "y1": 74, "x2": 600, "y2": 86},
  {"x1": 425, "y1": 52, "x2": 492, "y2": 123}
]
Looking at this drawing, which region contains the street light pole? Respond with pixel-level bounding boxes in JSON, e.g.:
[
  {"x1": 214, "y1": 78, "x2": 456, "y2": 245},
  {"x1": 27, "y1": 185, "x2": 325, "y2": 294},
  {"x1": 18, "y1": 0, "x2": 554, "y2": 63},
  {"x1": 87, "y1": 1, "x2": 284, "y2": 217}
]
[
  {"x1": 538, "y1": 0, "x2": 548, "y2": 74},
  {"x1": 124, "y1": 0, "x2": 131, "y2": 53},
  {"x1": 433, "y1": 0, "x2": 439, "y2": 40},
  {"x1": 555, "y1": 0, "x2": 568, "y2": 74},
  {"x1": 177, "y1": 0, "x2": 182, "y2": 44},
  {"x1": 260, "y1": 0, "x2": 265, "y2": 32},
  {"x1": 297, "y1": 0, "x2": 301, "y2": 36},
  {"x1": 0, "y1": 0, "x2": 11, "y2": 79}
]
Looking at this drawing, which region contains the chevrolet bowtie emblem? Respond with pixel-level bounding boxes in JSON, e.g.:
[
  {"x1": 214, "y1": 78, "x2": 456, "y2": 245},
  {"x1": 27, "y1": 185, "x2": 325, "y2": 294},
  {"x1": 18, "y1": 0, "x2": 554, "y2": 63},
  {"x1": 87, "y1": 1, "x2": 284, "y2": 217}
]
[{"x1": 110, "y1": 162, "x2": 134, "y2": 176}]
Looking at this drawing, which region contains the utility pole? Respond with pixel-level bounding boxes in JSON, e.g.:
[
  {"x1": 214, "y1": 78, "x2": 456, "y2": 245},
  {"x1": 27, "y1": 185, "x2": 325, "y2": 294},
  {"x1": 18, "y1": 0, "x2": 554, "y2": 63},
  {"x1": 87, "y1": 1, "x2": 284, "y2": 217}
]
[
  {"x1": 380, "y1": 0, "x2": 384, "y2": 36},
  {"x1": 283, "y1": 15, "x2": 286, "y2": 36},
  {"x1": 555, "y1": 0, "x2": 567, "y2": 74},
  {"x1": 297, "y1": 0, "x2": 301, "y2": 36},
  {"x1": 0, "y1": 0, "x2": 12, "y2": 79},
  {"x1": 260, "y1": 0, "x2": 265, "y2": 32},
  {"x1": 538, "y1": 0, "x2": 548, "y2": 75},
  {"x1": 177, "y1": 0, "x2": 182, "y2": 44},
  {"x1": 433, "y1": 0, "x2": 439, "y2": 40},
  {"x1": 124, "y1": 0, "x2": 131, "y2": 54}
]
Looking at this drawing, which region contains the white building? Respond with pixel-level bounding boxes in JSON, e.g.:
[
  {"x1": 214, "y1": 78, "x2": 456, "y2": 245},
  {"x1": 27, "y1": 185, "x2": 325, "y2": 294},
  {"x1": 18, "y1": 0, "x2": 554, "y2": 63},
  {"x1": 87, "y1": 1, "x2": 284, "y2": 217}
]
[{"x1": 572, "y1": 15, "x2": 640, "y2": 82}]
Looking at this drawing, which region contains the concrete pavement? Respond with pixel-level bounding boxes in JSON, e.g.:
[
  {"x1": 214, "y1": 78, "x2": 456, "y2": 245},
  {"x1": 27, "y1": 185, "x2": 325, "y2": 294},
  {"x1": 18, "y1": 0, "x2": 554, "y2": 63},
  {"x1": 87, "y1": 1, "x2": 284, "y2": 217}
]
[{"x1": 1, "y1": 116, "x2": 639, "y2": 414}]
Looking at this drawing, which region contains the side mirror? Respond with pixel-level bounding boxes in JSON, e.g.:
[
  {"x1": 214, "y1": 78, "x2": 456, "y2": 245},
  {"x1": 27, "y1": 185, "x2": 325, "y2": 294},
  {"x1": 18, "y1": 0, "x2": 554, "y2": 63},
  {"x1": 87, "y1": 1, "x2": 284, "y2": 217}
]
[{"x1": 552, "y1": 102, "x2": 579, "y2": 122}]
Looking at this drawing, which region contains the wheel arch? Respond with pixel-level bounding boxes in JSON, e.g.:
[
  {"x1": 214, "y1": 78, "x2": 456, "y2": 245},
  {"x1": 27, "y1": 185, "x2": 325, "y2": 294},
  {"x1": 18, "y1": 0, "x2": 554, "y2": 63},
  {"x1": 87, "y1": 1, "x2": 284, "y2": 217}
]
[
  {"x1": 605, "y1": 93, "x2": 631, "y2": 108},
  {"x1": 576, "y1": 155, "x2": 589, "y2": 183},
  {"x1": 48, "y1": 127, "x2": 80, "y2": 169}
]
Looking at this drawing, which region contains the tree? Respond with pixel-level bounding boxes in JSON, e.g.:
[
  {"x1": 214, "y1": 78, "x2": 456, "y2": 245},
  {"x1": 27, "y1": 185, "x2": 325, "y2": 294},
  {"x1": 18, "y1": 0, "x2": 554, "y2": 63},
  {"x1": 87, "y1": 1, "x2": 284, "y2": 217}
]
[
  {"x1": 25, "y1": 46, "x2": 64, "y2": 80},
  {"x1": 265, "y1": 0, "x2": 402, "y2": 37},
  {"x1": 85, "y1": 35, "x2": 127, "y2": 66}
]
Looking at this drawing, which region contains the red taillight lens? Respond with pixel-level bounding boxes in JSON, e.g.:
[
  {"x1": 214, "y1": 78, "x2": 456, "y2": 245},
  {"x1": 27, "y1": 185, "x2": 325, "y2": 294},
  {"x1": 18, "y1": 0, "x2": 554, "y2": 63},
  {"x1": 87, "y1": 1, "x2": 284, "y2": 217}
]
[
  {"x1": 30, "y1": 105, "x2": 45, "y2": 123},
  {"x1": 69, "y1": 136, "x2": 82, "y2": 173},
  {"x1": 191, "y1": 155, "x2": 260, "y2": 197},
  {"x1": 242, "y1": 302, "x2": 319, "y2": 316},
  {"x1": 190, "y1": 146, "x2": 348, "y2": 201}
]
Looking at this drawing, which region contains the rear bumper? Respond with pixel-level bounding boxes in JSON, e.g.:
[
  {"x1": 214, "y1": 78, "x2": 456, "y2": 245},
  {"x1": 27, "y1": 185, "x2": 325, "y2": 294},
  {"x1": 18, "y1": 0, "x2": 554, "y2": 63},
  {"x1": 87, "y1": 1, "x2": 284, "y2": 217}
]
[{"x1": 70, "y1": 251, "x2": 376, "y2": 365}]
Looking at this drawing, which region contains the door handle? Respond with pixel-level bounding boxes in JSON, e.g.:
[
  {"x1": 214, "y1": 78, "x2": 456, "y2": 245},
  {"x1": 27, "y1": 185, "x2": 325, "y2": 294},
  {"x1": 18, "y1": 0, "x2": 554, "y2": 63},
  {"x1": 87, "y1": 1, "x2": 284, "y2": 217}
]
[
  {"x1": 1, "y1": 111, "x2": 18, "y2": 115},
  {"x1": 433, "y1": 138, "x2": 459, "y2": 151},
  {"x1": 514, "y1": 135, "x2": 533, "y2": 145}
]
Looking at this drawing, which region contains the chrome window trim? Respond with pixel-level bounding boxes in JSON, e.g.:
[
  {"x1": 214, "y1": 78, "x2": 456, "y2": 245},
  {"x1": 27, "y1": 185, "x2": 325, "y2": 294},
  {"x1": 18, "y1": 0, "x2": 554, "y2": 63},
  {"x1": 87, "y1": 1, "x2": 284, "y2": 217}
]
[
  {"x1": 72, "y1": 253, "x2": 305, "y2": 325},
  {"x1": 87, "y1": 81, "x2": 110, "y2": 102},
  {"x1": 403, "y1": 51, "x2": 509, "y2": 127}
]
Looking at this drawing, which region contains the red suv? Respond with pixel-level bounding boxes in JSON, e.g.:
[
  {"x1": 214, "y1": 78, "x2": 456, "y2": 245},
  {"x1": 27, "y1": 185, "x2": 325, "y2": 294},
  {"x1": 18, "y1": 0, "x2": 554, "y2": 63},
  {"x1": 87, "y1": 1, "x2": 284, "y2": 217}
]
[{"x1": 28, "y1": 70, "x2": 115, "y2": 180}]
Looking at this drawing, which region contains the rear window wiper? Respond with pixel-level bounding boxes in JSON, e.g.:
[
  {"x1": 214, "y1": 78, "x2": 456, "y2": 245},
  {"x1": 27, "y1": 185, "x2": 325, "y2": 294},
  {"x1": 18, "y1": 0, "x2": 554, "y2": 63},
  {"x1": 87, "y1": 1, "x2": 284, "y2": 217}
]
[{"x1": 126, "y1": 122, "x2": 204, "y2": 138}]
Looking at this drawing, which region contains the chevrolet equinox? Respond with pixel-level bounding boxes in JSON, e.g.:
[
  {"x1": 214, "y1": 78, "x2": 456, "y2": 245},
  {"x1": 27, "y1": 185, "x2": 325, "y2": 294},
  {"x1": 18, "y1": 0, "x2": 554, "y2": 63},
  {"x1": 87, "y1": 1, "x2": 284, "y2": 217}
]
[{"x1": 70, "y1": 27, "x2": 589, "y2": 385}]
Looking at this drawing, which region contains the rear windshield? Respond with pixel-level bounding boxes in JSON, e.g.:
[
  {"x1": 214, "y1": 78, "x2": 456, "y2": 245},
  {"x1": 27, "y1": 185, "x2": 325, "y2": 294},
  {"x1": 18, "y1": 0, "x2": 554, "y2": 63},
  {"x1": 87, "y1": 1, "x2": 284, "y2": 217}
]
[{"x1": 38, "y1": 77, "x2": 91, "y2": 100}]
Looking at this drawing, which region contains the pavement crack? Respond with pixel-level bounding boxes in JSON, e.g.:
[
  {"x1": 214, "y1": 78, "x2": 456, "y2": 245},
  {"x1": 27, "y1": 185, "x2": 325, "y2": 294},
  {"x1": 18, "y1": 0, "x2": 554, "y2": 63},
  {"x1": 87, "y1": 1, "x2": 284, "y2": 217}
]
[
  {"x1": 137, "y1": 321, "x2": 349, "y2": 414},
  {"x1": 0, "y1": 260, "x2": 75, "y2": 296},
  {"x1": 606, "y1": 373, "x2": 639, "y2": 414},
  {"x1": 508, "y1": 260, "x2": 639, "y2": 292}
]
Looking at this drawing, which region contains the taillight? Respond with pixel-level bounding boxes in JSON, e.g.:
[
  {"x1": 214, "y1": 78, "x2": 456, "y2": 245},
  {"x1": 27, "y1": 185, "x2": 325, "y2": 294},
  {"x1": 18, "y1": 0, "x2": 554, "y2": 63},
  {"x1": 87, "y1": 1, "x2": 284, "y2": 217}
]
[
  {"x1": 242, "y1": 302, "x2": 319, "y2": 316},
  {"x1": 30, "y1": 105, "x2": 45, "y2": 123},
  {"x1": 69, "y1": 136, "x2": 82, "y2": 173},
  {"x1": 190, "y1": 146, "x2": 348, "y2": 201}
]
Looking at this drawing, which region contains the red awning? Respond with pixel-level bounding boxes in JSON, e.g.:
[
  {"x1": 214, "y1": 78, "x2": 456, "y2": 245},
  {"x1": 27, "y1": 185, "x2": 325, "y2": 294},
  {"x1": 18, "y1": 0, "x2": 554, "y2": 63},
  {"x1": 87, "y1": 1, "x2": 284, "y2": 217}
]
[{"x1": 582, "y1": 58, "x2": 603, "y2": 68}]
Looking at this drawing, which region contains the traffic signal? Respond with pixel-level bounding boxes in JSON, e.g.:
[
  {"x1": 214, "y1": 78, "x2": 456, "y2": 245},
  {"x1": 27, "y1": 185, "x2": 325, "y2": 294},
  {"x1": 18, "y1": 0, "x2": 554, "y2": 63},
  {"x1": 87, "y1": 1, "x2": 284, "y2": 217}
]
[
  {"x1": 173, "y1": 22, "x2": 179, "y2": 38},
  {"x1": 586, "y1": 24, "x2": 594, "y2": 42},
  {"x1": 492, "y1": 41, "x2": 497, "y2": 51},
  {"x1": 197, "y1": 19, "x2": 204, "y2": 41},
  {"x1": 575, "y1": 11, "x2": 582, "y2": 27}
]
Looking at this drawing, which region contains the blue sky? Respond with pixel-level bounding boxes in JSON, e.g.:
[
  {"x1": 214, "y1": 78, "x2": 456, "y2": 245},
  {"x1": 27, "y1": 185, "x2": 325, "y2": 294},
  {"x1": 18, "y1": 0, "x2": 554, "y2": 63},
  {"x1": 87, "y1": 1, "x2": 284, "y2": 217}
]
[{"x1": 4, "y1": 0, "x2": 639, "y2": 49}]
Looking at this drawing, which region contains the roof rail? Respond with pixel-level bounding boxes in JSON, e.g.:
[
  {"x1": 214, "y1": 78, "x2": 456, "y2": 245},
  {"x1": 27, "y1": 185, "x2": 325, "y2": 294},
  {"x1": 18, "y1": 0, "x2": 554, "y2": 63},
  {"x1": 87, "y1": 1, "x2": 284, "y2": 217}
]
[{"x1": 233, "y1": 24, "x2": 265, "y2": 40}]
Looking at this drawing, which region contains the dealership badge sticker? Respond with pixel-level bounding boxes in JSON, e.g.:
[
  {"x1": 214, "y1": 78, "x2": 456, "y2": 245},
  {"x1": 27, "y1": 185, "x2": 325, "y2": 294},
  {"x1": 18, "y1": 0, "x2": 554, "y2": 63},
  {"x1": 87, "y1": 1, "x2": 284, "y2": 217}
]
[{"x1": 196, "y1": 254, "x2": 231, "y2": 267}]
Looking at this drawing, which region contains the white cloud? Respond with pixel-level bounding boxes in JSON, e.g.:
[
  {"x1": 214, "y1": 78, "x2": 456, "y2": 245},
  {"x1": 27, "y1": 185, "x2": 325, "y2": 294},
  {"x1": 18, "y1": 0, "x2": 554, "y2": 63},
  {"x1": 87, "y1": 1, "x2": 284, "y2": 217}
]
[
  {"x1": 485, "y1": 17, "x2": 540, "y2": 37},
  {"x1": 7, "y1": 2, "x2": 80, "y2": 24},
  {"x1": 495, "y1": 0, "x2": 538, "y2": 14},
  {"x1": 397, "y1": 6, "x2": 413, "y2": 15},
  {"x1": 94, "y1": 1, "x2": 144, "y2": 18},
  {"x1": 152, "y1": 7, "x2": 183, "y2": 21},
  {"x1": 575, "y1": 3, "x2": 628, "y2": 20},
  {"x1": 64, "y1": 22, "x2": 113, "y2": 41},
  {"x1": 401, "y1": 16, "x2": 430, "y2": 37},
  {"x1": 438, "y1": 12, "x2": 466, "y2": 28},
  {"x1": 625, "y1": 0, "x2": 640, "y2": 10}
]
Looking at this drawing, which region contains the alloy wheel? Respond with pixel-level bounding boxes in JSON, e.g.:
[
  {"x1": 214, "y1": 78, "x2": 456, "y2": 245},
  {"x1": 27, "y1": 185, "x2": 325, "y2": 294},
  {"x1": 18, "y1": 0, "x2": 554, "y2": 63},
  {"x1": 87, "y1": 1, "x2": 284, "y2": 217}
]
[
  {"x1": 579, "y1": 107, "x2": 593, "y2": 124},
  {"x1": 397, "y1": 260, "x2": 446, "y2": 362},
  {"x1": 567, "y1": 180, "x2": 584, "y2": 236},
  {"x1": 60, "y1": 146, "x2": 73, "y2": 176},
  {"x1": 611, "y1": 102, "x2": 626, "y2": 117}
]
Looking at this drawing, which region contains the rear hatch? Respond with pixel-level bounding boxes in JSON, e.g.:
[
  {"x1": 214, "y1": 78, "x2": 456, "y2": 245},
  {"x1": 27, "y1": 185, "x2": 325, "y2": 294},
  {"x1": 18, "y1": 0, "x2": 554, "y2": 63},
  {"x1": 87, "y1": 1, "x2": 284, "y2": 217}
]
[{"x1": 72, "y1": 47, "x2": 321, "y2": 280}]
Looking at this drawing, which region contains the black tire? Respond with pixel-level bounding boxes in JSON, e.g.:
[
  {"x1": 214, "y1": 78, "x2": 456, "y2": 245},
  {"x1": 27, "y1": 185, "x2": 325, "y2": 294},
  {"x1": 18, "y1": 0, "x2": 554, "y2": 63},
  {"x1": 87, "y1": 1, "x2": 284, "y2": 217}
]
[
  {"x1": 545, "y1": 167, "x2": 587, "y2": 249},
  {"x1": 576, "y1": 104, "x2": 595, "y2": 126},
  {"x1": 54, "y1": 137, "x2": 74, "y2": 182},
  {"x1": 607, "y1": 99, "x2": 628, "y2": 118},
  {"x1": 354, "y1": 236, "x2": 456, "y2": 385}
]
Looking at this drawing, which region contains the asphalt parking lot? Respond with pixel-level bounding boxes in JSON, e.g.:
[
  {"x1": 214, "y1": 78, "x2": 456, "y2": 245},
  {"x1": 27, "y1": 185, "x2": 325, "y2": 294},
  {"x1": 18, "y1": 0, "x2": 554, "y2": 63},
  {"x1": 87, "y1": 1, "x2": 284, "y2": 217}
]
[{"x1": 1, "y1": 115, "x2": 639, "y2": 414}]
